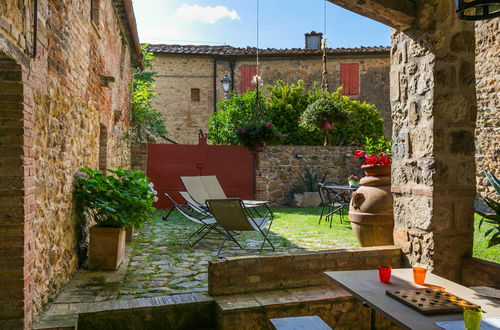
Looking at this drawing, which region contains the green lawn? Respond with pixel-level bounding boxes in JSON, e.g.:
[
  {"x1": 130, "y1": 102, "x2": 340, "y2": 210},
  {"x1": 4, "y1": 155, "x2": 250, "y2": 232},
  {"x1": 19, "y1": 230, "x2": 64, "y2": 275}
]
[
  {"x1": 473, "y1": 214, "x2": 499, "y2": 263},
  {"x1": 270, "y1": 208, "x2": 499, "y2": 263},
  {"x1": 159, "y1": 207, "x2": 498, "y2": 263},
  {"x1": 271, "y1": 207, "x2": 359, "y2": 250}
]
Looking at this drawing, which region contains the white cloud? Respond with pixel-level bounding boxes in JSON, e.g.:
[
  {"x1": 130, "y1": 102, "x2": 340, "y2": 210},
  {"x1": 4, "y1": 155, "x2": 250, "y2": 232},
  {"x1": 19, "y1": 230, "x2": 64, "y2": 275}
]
[{"x1": 175, "y1": 4, "x2": 240, "y2": 24}]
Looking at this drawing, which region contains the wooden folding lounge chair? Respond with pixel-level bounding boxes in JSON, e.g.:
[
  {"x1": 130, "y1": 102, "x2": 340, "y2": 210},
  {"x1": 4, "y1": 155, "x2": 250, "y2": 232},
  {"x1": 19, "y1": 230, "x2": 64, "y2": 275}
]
[
  {"x1": 164, "y1": 193, "x2": 224, "y2": 247},
  {"x1": 206, "y1": 198, "x2": 275, "y2": 256}
]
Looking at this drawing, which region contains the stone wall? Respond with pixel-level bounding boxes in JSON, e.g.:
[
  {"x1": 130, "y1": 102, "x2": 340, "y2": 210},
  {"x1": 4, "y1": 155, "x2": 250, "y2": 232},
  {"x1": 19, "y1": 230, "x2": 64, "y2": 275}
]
[
  {"x1": 475, "y1": 18, "x2": 499, "y2": 199},
  {"x1": 208, "y1": 246, "x2": 404, "y2": 295},
  {"x1": 151, "y1": 52, "x2": 391, "y2": 144},
  {"x1": 461, "y1": 257, "x2": 500, "y2": 288},
  {"x1": 255, "y1": 145, "x2": 362, "y2": 205},
  {"x1": 0, "y1": 0, "x2": 138, "y2": 327},
  {"x1": 390, "y1": 1, "x2": 477, "y2": 281},
  {"x1": 131, "y1": 143, "x2": 149, "y2": 174}
]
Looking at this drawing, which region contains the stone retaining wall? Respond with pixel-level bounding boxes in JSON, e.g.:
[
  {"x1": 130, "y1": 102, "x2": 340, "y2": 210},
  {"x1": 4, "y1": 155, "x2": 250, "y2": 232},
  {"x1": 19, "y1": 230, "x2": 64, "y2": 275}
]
[
  {"x1": 461, "y1": 257, "x2": 500, "y2": 288},
  {"x1": 208, "y1": 246, "x2": 404, "y2": 295},
  {"x1": 255, "y1": 145, "x2": 363, "y2": 205}
]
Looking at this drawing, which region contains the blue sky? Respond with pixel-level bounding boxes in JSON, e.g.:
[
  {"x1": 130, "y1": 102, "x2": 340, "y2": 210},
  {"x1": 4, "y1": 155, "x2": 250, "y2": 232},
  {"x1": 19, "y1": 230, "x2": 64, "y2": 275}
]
[{"x1": 133, "y1": 0, "x2": 391, "y2": 49}]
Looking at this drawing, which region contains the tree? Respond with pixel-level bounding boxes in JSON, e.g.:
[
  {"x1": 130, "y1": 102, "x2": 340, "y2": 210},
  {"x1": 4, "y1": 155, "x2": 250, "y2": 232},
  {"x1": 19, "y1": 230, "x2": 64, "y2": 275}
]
[{"x1": 127, "y1": 45, "x2": 168, "y2": 143}]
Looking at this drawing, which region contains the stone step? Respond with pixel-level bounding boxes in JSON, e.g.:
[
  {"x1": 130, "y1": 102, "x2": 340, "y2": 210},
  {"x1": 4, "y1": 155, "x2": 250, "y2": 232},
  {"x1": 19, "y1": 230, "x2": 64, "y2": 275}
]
[
  {"x1": 32, "y1": 314, "x2": 78, "y2": 330},
  {"x1": 214, "y1": 285, "x2": 399, "y2": 330},
  {"x1": 33, "y1": 293, "x2": 215, "y2": 330}
]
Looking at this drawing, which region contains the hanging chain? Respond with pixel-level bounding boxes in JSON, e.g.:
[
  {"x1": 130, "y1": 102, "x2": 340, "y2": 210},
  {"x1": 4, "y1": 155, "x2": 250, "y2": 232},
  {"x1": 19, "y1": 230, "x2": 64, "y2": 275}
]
[
  {"x1": 321, "y1": 0, "x2": 329, "y2": 90},
  {"x1": 255, "y1": 0, "x2": 263, "y2": 119}
]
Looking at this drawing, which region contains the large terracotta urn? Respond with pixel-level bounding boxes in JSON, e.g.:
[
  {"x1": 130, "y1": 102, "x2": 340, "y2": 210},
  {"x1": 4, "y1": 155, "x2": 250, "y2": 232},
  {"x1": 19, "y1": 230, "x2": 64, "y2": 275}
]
[{"x1": 348, "y1": 165, "x2": 394, "y2": 247}]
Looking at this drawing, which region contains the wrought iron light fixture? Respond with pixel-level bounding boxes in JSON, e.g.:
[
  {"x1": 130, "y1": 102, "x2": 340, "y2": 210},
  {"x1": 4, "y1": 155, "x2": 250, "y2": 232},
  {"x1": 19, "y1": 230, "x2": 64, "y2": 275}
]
[
  {"x1": 221, "y1": 75, "x2": 232, "y2": 98},
  {"x1": 456, "y1": 0, "x2": 500, "y2": 20}
]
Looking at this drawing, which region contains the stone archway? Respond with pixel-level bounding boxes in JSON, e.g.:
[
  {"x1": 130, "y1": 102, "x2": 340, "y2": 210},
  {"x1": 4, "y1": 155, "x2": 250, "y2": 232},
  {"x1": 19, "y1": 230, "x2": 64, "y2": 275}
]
[
  {"x1": 0, "y1": 53, "x2": 29, "y2": 328},
  {"x1": 326, "y1": 0, "x2": 477, "y2": 281}
]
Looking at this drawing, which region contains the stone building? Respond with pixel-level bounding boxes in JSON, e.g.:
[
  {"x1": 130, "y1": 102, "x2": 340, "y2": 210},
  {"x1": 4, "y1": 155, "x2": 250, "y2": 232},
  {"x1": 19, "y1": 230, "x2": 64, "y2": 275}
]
[
  {"x1": 147, "y1": 37, "x2": 391, "y2": 144},
  {"x1": 0, "y1": 0, "x2": 142, "y2": 328}
]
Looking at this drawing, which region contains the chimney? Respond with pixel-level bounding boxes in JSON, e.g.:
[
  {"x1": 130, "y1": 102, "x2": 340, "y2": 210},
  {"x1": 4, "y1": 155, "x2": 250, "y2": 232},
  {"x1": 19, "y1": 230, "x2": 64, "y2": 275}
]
[{"x1": 305, "y1": 31, "x2": 323, "y2": 50}]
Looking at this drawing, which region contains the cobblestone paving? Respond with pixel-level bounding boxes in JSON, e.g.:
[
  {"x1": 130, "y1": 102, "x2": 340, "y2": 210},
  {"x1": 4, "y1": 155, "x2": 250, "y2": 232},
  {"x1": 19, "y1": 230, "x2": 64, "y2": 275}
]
[{"x1": 119, "y1": 210, "x2": 309, "y2": 299}]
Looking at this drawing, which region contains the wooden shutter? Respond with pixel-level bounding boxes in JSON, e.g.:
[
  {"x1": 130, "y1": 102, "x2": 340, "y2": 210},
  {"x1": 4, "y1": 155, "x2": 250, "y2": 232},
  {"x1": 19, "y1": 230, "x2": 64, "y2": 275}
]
[
  {"x1": 240, "y1": 65, "x2": 257, "y2": 93},
  {"x1": 340, "y1": 63, "x2": 359, "y2": 95}
]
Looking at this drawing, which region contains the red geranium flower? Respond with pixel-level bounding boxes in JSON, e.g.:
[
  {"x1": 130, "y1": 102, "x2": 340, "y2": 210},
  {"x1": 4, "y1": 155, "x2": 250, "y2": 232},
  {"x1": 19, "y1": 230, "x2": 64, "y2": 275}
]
[{"x1": 266, "y1": 123, "x2": 271, "y2": 128}]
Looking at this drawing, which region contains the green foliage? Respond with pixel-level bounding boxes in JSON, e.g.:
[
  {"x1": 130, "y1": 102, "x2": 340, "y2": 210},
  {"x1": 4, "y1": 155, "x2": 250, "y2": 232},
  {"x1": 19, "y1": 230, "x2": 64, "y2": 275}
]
[
  {"x1": 329, "y1": 101, "x2": 385, "y2": 146},
  {"x1": 299, "y1": 88, "x2": 348, "y2": 131},
  {"x1": 207, "y1": 91, "x2": 266, "y2": 145},
  {"x1": 236, "y1": 121, "x2": 283, "y2": 151},
  {"x1": 266, "y1": 80, "x2": 323, "y2": 145},
  {"x1": 75, "y1": 168, "x2": 157, "y2": 229},
  {"x1": 208, "y1": 80, "x2": 385, "y2": 147},
  {"x1": 295, "y1": 169, "x2": 327, "y2": 193},
  {"x1": 477, "y1": 171, "x2": 500, "y2": 248},
  {"x1": 128, "y1": 45, "x2": 168, "y2": 143},
  {"x1": 363, "y1": 137, "x2": 392, "y2": 158}
]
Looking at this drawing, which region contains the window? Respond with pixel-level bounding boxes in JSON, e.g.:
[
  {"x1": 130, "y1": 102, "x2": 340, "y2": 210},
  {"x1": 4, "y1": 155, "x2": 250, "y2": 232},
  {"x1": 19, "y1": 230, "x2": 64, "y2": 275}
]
[
  {"x1": 91, "y1": 0, "x2": 100, "y2": 27},
  {"x1": 191, "y1": 88, "x2": 200, "y2": 102},
  {"x1": 99, "y1": 124, "x2": 107, "y2": 171},
  {"x1": 240, "y1": 65, "x2": 257, "y2": 93},
  {"x1": 340, "y1": 63, "x2": 359, "y2": 95}
]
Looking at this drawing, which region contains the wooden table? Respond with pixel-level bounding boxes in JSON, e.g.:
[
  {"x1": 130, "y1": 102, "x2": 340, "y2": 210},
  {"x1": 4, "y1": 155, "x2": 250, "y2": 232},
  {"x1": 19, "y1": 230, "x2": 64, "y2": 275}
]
[{"x1": 324, "y1": 269, "x2": 500, "y2": 330}]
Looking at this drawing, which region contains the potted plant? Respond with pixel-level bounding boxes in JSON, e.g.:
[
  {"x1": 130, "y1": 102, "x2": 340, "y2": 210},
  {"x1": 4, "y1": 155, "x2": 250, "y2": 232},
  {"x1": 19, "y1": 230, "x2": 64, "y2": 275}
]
[
  {"x1": 476, "y1": 170, "x2": 500, "y2": 248},
  {"x1": 291, "y1": 169, "x2": 327, "y2": 207},
  {"x1": 347, "y1": 175, "x2": 360, "y2": 188},
  {"x1": 75, "y1": 167, "x2": 157, "y2": 270},
  {"x1": 236, "y1": 120, "x2": 283, "y2": 152},
  {"x1": 353, "y1": 137, "x2": 392, "y2": 176},
  {"x1": 349, "y1": 137, "x2": 394, "y2": 247},
  {"x1": 299, "y1": 90, "x2": 347, "y2": 146}
]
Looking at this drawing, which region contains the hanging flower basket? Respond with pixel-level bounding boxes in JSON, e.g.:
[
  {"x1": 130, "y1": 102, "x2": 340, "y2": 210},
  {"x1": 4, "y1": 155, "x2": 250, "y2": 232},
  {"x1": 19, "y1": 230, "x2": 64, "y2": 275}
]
[
  {"x1": 236, "y1": 121, "x2": 283, "y2": 152},
  {"x1": 321, "y1": 120, "x2": 333, "y2": 130}
]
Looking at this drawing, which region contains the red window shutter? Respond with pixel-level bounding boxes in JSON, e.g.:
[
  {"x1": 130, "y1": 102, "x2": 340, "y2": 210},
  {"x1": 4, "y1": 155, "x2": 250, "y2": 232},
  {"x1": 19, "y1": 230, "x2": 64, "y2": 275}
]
[
  {"x1": 350, "y1": 63, "x2": 359, "y2": 95},
  {"x1": 340, "y1": 64, "x2": 350, "y2": 95},
  {"x1": 240, "y1": 65, "x2": 257, "y2": 93},
  {"x1": 340, "y1": 63, "x2": 359, "y2": 95}
]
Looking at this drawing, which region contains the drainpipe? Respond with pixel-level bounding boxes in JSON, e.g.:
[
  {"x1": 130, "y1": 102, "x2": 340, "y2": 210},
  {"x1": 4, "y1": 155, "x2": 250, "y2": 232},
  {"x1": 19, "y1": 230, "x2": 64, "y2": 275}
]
[
  {"x1": 213, "y1": 55, "x2": 218, "y2": 111},
  {"x1": 229, "y1": 60, "x2": 235, "y2": 93}
]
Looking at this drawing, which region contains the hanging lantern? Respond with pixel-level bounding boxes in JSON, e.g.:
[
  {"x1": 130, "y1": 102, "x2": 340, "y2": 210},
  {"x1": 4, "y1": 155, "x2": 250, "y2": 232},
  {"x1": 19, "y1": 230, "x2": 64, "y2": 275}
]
[{"x1": 456, "y1": 0, "x2": 500, "y2": 20}]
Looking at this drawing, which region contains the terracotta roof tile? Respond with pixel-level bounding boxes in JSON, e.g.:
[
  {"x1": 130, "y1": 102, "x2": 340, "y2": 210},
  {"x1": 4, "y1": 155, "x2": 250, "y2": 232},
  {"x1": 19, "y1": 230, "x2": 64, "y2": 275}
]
[{"x1": 146, "y1": 44, "x2": 390, "y2": 56}]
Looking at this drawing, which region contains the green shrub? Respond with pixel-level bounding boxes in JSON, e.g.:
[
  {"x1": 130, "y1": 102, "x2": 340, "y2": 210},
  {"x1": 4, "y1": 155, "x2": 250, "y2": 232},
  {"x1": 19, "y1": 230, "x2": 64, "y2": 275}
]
[
  {"x1": 75, "y1": 168, "x2": 157, "y2": 229},
  {"x1": 266, "y1": 80, "x2": 323, "y2": 145},
  {"x1": 208, "y1": 80, "x2": 385, "y2": 147},
  {"x1": 207, "y1": 91, "x2": 266, "y2": 145},
  {"x1": 329, "y1": 100, "x2": 384, "y2": 146}
]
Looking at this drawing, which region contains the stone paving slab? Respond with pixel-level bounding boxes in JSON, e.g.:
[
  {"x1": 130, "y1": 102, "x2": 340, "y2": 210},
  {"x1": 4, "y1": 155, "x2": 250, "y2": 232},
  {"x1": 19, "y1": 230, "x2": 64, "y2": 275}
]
[{"x1": 36, "y1": 209, "x2": 357, "y2": 329}]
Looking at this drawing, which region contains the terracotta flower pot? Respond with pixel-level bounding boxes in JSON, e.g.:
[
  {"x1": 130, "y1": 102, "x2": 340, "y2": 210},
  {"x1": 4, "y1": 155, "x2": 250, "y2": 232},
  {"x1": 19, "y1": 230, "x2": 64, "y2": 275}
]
[
  {"x1": 88, "y1": 227, "x2": 126, "y2": 270},
  {"x1": 349, "y1": 165, "x2": 394, "y2": 247}
]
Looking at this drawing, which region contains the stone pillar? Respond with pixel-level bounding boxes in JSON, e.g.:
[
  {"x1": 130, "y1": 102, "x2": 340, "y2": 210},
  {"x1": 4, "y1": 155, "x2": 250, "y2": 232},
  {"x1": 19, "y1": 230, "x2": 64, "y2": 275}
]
[{"x1": 391, "y1": 1, "x2": 477, "y2": 281}]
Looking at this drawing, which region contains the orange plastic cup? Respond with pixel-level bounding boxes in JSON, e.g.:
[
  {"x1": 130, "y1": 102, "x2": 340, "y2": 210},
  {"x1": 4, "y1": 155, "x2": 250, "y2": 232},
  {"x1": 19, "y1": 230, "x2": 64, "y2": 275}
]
[{"x1": 413, "y1": 267, "x2": 427, "y2": 285}]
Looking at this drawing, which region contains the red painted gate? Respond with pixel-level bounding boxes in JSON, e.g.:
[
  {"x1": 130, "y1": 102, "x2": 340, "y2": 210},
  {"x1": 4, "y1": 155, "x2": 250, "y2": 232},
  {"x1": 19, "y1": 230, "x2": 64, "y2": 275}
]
[{"x1": 148, "y1": 137, "x2": 255, "y2": 209}]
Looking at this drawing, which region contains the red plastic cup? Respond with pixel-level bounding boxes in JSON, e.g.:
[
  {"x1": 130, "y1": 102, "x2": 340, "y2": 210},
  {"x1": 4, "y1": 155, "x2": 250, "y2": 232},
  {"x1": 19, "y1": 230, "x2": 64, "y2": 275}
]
[{"x1": 378, "y1": 266, "x2": 392, "y2": 283}]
